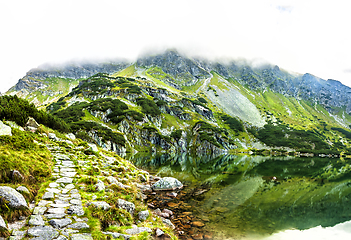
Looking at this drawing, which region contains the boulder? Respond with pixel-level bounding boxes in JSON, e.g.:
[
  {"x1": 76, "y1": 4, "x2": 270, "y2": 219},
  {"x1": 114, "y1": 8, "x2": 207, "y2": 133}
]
[
  {"x1": 156, "y1": 228, "x2": 164, "y2": 237},
  {"x1": 66, "y1": 133, "x2": 76, "y2": 140},
  {"x1": 151, "y1": 177, "x2": 183, "y2": 191},
  {"x1": 0, "y1": 215, "x2": 8, "y2": 230},
  {"x1": 138, "y1": 210, "x2": 149, "y2": 221},
  {"x1": 25, "y1": 117, "x2": 40, "y2": 132},
  {"x1": 94, "y1": 180, "x2": 105, "y2": 192},
  {"x1": 0, "y1": 186, "x2": 28, "y2": 209},
  {"x1": 48, "y1": 132, "x2": 58, "y2": 140},
  {"x1": 0, "y1": 121, "x2": 12, "y2": 136},
  {"x1": 87, "y1": 201, "x2": 111, "y2": 211},
  {"x1": 106, "y1": 176, "x2": 118, "y2": 185},
  {"x1": 88, "y1": 143, "x2": 98, "y2": 152},
  {"x1": 16, "y1": 186, "x2": 30, "y2": 195},
  {"x1": 117, "y1": 199, "x2": 135, "y2": 215},
  {"x1": 12, "y1": 170, "x2": 24, "y2": 182},
  {"x1": 5, "y1": 121, "x2": 24, "y2": 131}
]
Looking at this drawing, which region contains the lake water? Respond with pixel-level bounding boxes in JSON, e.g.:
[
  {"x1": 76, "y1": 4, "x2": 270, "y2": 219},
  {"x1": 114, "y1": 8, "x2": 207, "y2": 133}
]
[{"x1": 126, "y1": 153, "x2": 351, "y2": 239}]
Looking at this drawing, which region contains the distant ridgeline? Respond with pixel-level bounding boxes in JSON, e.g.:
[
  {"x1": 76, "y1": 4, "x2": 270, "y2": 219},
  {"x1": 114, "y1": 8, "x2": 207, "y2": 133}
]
[{"x1": 6, "y1": 49, "x2": 351, "y2": 155}]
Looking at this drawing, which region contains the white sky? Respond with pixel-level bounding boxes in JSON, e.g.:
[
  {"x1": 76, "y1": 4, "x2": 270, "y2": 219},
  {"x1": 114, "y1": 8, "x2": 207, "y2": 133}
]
[{"x1": 1, "y1": 0, "x2": 351, "y2": 93}]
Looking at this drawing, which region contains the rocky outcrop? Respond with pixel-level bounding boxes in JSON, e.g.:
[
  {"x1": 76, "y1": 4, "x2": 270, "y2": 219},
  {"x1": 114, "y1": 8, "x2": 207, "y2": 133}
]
[
  {"x1": 136, "y1": 50, "x2": 211, "y2": 87},
  {"x1": 12, "y1": 61, "x2": 130, "y2": 93}
]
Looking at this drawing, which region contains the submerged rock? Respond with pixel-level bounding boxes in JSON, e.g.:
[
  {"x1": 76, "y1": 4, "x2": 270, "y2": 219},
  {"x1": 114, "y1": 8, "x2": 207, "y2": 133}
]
[
  {"x1": 0, "y1": 186, "x2": 28, "y2": 209},
  {"x1": 151, "y1": 177, "x2": 183, "y2": 191}
]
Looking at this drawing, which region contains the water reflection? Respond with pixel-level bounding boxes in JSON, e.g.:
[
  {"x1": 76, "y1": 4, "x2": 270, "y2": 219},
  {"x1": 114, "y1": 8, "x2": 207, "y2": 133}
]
[{"x1": 125, "y1": 153, "x2": 351, "y2": 239}]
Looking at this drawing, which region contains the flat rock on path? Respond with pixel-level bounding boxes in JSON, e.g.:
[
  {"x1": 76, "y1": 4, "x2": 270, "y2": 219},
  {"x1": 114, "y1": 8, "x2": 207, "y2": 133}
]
[
  {"x1": 49, "y1": 218, "x2": 72, "y2": 229},
  {"x1": 70, "y1": 233, "x2": 93, "y2": 240},
  {"x1": 0, "y1": 186, "x2": 28, "y2": 209},
  {"x1": 27, "y1": 225, "x2": 59, "y2": 239}
]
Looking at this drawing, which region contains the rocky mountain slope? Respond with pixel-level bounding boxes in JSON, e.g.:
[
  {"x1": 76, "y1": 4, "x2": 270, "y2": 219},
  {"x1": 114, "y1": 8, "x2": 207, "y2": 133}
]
[{"x1": 7, "y1": 49, "x2": 351, "y2": 155}]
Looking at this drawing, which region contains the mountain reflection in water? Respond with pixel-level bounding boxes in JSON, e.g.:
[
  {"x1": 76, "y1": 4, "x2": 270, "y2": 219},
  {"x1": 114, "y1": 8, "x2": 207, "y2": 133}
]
[{"x1": 124, "y1": 153, "x2": 351, "y2": 239}]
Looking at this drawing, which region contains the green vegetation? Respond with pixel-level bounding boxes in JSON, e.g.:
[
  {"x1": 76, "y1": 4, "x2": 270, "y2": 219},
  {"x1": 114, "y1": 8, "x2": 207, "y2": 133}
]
[
  {"x1": 331, "y1": 127, "x2": 351, "y2": 140},
  {"x1": 52, "y1": 102, "x2": 88, "y2": 123},
  {"x1": 72, "y1": 121, "x2": 126, "y2": 147},
  {"x1": 170, "y1": 130, "x2": 183, "y2": 140},
  {"x1": 136, "y1": 98, "x2": 161, "y2": 116},
  {"x1": 193, "y1": 121, "x2": 224, "y2": 148},
  {"x1": 0, "y1": 128, "x2": 52, "y2": 222},
  {"x1": 0, "y1": 95, "x2": 70, "y2": 132},
  {"x1": 220, "y1": 113, "x2": 244, "y2": 133},
  {"x1": 253, "y1": 121, "x2": 330, "y2": 151},
  {"x1": 71, "y1": 77, "x2": 115, "y2": 96}
]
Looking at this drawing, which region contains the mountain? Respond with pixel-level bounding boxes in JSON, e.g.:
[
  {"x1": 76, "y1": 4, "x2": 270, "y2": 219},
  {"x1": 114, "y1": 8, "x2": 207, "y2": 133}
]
[{"x1": 6, "y1": 49, "x2": 351, "y2": 155}]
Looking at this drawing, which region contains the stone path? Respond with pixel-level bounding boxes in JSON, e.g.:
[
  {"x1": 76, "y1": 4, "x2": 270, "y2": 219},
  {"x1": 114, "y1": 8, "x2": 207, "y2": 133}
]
[{"x1": 9, "y1": 144, "x2": 93, "y2": 240}]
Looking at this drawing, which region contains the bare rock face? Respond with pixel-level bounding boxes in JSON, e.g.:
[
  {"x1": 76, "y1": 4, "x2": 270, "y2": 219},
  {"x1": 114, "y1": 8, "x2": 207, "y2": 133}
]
[
  {"x1": 151, "y1": 177, "x2": 183, "y2": 191},
  {"x1": 0, "y1": 186, "x2": 28, "y2": 209}
]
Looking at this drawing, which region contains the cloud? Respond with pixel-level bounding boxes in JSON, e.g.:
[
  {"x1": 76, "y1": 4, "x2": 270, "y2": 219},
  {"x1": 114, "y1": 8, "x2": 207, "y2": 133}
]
[{"x1": 1, "y1": 0, "x2": 351, "y2": 93}]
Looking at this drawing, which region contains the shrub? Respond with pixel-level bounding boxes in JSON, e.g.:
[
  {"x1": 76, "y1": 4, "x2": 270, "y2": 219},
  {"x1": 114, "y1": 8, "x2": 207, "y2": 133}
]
[
  {"x1": 220, "y1": 114, "x2": 244, "y2": 133},
  {"x1": 136, "y1": 98, "x2": 161, "y2": 116},
  {"x1": 0, "y1": 95, "x2": 70, "y2": 132},
  {"x1": 170, "y1": 130, "x2": 183, "y2": 140}
]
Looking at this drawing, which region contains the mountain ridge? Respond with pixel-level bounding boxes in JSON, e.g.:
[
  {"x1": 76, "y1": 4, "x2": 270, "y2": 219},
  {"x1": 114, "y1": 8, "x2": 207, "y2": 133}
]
[{"x1": 5, "y1": 49, "x2": 351, "y2": 155}]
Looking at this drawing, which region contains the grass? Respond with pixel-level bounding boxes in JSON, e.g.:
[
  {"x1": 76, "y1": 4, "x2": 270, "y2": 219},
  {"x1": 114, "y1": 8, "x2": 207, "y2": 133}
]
[
  {"x1": 209, "y1": 72, "x2": 229, "y2": 91},
  {"x1": 0, "y1": 129, "x2": 52, "y2": 222},
  {"x1": 112, "y1": 65, "x2": 137, "y2": 78}
]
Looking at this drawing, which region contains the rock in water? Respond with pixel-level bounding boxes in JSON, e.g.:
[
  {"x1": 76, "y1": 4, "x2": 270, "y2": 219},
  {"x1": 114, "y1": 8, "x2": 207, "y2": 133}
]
[
  {"x1": 0, "y1": 121, "x2": 12, "y2": 136},
  {"x1": 151, "y1": 177, "x2": 183, "y2": 191},
  {"x1": 0, "y1": 186, "x2": 28, "y2": 209}
]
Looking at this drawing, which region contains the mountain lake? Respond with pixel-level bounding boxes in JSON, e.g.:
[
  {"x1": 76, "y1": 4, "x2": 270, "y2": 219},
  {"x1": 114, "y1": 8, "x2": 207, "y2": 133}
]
[{"x1": 124, "y1": 153, "x2": 351, "y2": 240}]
